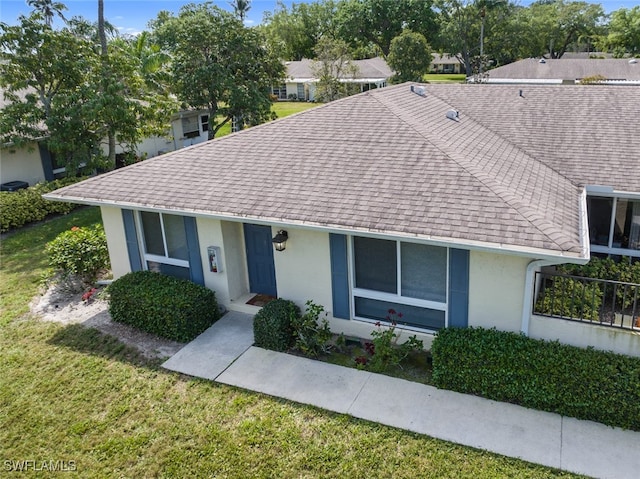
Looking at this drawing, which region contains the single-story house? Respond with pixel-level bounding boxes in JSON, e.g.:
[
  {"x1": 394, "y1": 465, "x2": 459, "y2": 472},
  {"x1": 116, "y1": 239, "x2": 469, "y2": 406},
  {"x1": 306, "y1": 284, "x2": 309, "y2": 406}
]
[
  {"x1": 45, "y1": 83, "x2": 640, "y2": 357},
  {"x1": 429, "y1": 53, "x2": 463, "y2": 74},
  {"x1": 477, "y1": 58, "x2": 640, "y2": 85},
  {"x1": 273, "y1": 57, "x2": 393, "y2": 101},
  {"x1": 0, "y1": 87, "x2": 175, "y2": 184}
]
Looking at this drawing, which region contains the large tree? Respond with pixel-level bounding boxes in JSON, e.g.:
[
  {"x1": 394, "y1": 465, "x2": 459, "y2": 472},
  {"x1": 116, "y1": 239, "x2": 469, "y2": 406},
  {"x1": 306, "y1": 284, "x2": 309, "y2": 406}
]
[
  {"x1": 0, "y1": 13, "x2": 99, "y2": 166},
  {"x1": 26, "y1": 0, "x2": 67, "y2": 27},
  {"x1": 231, "y1": 0, "x2": 252, "y2": 21},
  {"x1": 153, "y1": 3, "x2": 284, "y2": 138},
  {"x1": 262, "y1": 0, "x2": 339, "y2": 61},
  {"x1": 519, "y1": 0, "x2": 605, "y2": 59},
  {"x1": 0, "y1": 12, "x2": 174, "y2": 173},
  {"x1": 599, "y1": 6, "x2": 640, "y2": 56},
  {"x1": 387, "y1": 30, "x2": 433, "y2": 83},
  {"x1": 311, "y1": 37, "x2": 358, "y2": 102},
  {"x1": 435, "y1": 0, "x2": 511, "y2": 76},
  {"x1": 337, "y1": 0, "x2": 438, "y2": 57}
]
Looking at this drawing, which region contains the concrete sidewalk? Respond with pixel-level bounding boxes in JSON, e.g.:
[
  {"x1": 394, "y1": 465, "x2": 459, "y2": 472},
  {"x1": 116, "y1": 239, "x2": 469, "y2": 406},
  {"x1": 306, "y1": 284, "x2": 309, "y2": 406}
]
[{"x1": 163, "y1": 313, "x2": 640, "y2": 479}]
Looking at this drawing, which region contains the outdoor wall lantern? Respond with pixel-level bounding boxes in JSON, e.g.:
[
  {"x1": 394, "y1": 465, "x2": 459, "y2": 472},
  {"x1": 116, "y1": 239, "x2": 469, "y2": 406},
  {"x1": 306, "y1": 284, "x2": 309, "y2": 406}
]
[{"x1": 272, "y1": 230, "x2": 288, "y2": 251}]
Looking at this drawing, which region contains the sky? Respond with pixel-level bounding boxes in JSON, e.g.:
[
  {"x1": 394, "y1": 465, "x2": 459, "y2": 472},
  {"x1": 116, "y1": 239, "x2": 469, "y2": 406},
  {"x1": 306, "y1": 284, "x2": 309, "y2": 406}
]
[{"x1": 1, "y1": 0, "x2": 637, "y2": 37}]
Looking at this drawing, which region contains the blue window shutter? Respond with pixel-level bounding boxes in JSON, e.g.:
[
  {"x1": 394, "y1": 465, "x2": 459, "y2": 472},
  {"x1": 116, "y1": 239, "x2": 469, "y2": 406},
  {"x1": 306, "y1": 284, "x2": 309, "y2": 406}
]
[
  {"x1": 184, "y1": 216, "x2": 204, "y2": 285},
  {"x1": 38, "y1": 144, "x2": 54, "y2": 181},
  {"x1": 122, "y1": 209, "x2": 142, "y2": 272},
  {"x1": 448, "y1": 248, "x2": 469, "y2": 328},
  {"x1": 329, "y1": 233, "x2": 350, "y2": 319}
]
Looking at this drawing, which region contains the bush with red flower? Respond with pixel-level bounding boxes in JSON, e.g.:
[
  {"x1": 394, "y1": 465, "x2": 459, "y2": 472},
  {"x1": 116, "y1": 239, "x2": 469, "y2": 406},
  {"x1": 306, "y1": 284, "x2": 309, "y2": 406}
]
[{"x1": 356, "y1": 309, "x2": 424, "y2": 373}]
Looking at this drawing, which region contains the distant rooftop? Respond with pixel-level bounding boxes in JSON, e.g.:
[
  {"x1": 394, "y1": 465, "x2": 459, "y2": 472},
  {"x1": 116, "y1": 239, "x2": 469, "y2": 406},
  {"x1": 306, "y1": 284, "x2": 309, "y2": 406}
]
[
  {"x1": 285, "y1": 57, "x2": 393, "y2": 82},
  {"x1": 481, "y1": 58, "x2": 640, "y2": 85}
]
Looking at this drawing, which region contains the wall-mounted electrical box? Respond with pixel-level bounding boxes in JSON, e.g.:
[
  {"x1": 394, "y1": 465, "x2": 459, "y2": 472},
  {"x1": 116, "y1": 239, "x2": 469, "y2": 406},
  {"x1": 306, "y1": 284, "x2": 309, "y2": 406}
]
[{"x1": 207, "y1": 246, "x2": 222, "y2": 273}]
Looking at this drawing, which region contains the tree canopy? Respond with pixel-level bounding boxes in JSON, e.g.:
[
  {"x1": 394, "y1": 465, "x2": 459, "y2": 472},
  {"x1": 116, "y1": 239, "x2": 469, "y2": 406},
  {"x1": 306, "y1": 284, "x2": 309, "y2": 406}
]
[
  {"x1": 153, "y1": 3, "x2": 284, "y2": 139},
  {"x1": 387, "y1": 30, "x2": 433, "y2": 83},
  {"x1": 0, "y1": 11, "x2": 175, "y2": 173}
]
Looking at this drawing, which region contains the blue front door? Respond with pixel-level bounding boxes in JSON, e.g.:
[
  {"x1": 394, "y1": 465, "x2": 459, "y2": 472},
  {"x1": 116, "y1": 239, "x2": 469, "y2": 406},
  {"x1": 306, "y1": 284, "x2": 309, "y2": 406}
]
[{"x1": 244, "y1": 224, "x2": 277, "y2": 297}]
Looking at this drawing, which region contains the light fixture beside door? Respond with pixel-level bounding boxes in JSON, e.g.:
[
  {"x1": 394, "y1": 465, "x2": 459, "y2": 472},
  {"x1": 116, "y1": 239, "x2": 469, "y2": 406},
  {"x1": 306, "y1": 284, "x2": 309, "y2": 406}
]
[{"x1": 272, "y1": 230, "x2": 288, "y2": 251}]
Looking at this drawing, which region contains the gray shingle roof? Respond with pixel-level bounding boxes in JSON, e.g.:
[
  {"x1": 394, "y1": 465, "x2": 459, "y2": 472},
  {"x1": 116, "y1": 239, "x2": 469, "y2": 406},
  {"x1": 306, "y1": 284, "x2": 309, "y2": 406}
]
[
  {"x1": 46, "y1": 84, "x2": 640, "y2": 258},
  {"x1": 486, "y1": 58, "x2": 640, "y2": 82},
  {"x1": 286, "y1": 57, "x2": 392, "y2": 81}
]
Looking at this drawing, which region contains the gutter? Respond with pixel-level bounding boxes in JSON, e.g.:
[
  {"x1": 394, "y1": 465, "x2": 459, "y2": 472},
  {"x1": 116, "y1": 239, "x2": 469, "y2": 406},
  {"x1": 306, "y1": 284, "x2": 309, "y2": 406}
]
[
  {"x1": 42, "y1": 192, "x2": 589, "y2": 263},
  {"x1": 520, "y1": 259, "x2": 558, "y2": 335},
  {"x1": 521, "y1": 190, "x2": 591, "y2": 335}
]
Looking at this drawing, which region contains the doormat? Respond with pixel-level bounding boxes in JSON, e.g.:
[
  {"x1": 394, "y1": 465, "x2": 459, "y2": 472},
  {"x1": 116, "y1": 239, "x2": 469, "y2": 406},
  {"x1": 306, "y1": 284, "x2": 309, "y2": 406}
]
[{"x1": 246, "y1": 294, "x2": 276, "y2": 307}]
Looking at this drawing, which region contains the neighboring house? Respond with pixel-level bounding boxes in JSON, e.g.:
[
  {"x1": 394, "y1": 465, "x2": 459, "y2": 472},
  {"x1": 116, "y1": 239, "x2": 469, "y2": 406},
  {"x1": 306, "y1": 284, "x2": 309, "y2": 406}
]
[
  {"x1": 0, "y1": 86, "x2": 175, "y2": 183},
  {"x1": 273, "y1": 57, "x2": 393, "y2": 101},
  {"x1": 478, "y1": 58, "x2": 640, "y2": 84},
  {"x1": 429, "y1": 53, "x2": 463, "y2": 74},
  {"x1": 0, "y1": 87, "x2": 59, "y2": 186},
  {"x1": 45, "y1": 84, "x2": 640, "y2": 357}
]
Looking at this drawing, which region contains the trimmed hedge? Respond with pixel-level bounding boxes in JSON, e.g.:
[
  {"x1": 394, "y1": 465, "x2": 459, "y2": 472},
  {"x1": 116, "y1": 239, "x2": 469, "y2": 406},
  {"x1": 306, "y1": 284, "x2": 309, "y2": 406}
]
[
  {"x1": 253, "y1": 299, "x2": 300, "y2": 352},
  {"x1": 431, "y1": 327, "x2": 640, "y2": 431},
  {"x1": 0, "y1": 177, "x2": 85, "y2": 233},
  {"x1": 108, "y1": 271, "x2": 220, "y2": 342}
]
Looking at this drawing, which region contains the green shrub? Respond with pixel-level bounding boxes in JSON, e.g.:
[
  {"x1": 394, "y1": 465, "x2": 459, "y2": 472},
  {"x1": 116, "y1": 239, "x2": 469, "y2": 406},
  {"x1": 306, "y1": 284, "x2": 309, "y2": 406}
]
[
  {"x1": 534, "y1": 276, "x2": 602, "y2": 320},
  {"x1": 559, "y1": 257, "x2": 640, "y2": 310},
  {"x1": 253, "y1": 298, "x2": 300, "y2": 352},
  {"x1": 0, "y1": 177, "x2": 85, "y2": 232},
  {"x1": 108, "y1": 271, "x2": 220, "y2": 342},
  {"x1": 46, "y1": 225, "x2": 110, "y2": 283},
  {"x1": 356, "y1": 310, "x2": 424, "y2": 373},
  {"x1": 432, "y1": 327, "x2": 640, "y2": 431},
  {"x1": 291, "y1": 300, "x2": 333, "y2": 357}
]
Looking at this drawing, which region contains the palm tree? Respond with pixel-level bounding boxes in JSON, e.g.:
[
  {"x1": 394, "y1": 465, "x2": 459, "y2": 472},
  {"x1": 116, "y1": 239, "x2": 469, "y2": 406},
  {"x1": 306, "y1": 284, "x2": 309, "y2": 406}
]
[
  {"x1": 230, "y1": 0, "x2": 251, "y2": 22},
  {"x1": 26, "y1": 0, "x2": 67, "y2": 27}
]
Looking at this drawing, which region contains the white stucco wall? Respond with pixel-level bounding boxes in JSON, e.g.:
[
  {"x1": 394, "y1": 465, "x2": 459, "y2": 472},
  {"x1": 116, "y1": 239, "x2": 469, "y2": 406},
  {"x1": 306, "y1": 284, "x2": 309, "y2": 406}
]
[
  {"x1": 272, "y1": 227, "x2": 333, "y2": 315},
  {"x1": 131, "y1": 136, "x2": 175, "y2": 158},
  {"x1": 530, "y1": 316, "x2": 640, "y2": 358},
  {"x1": 468, "y1": 250, "x2": 529, "y2": 332},
  {"x1": 100, "y1": 206, "x2": 131, "y2": 279},
  {"x1": 1, "y1": 144, "x2": 45, "y2": 185},
  {"x1": 196, "y1": 218, "x2": 230, "y2": 305}
]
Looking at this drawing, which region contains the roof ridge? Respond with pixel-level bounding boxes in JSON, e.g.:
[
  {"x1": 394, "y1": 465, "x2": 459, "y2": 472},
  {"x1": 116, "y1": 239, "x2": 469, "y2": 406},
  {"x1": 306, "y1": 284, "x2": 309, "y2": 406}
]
[{"x1": 371, "y1": 85, "x2": 581, "y2": 253}]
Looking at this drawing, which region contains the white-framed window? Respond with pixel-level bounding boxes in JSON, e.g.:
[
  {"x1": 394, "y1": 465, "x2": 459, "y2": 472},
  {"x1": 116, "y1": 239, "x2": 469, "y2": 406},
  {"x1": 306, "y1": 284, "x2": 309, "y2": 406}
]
[
  {"x1": 138, "y1": 211, "x2": 191, "y2": 280},
  {"x1": 351, "y1": 236, "x2": 448, "y2": 331},
  {"x1": 181, "y1": 115, "x2": 200, "y2": 139},
  {"x1": 588, "y1": 194, "x2": 640, "y2": 258},
  {"x1": 272, "y1": 84, "x2": 287, "y2": 100}
]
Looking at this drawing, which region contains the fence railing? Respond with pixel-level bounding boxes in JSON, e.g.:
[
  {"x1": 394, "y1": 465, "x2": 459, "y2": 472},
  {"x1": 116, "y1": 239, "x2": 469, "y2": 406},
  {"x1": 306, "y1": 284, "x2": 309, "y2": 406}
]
[{"x1": 533, "y1": 271, "x2": 640, "y2": 331}]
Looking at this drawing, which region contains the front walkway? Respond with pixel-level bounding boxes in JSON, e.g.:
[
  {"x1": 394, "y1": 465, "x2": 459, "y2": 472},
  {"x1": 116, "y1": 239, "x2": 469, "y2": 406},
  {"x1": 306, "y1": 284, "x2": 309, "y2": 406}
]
[{"x1": 162, "y1": 312, "x2": 640, "y2": 479}]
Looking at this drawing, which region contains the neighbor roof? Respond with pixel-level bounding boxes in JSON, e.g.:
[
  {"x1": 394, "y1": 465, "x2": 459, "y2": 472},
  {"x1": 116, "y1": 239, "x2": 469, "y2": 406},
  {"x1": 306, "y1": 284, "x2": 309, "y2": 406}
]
[
  {"x1": 484, "y1": 58, "x2": 640, "y2": 84},
  {"x1": 45, "y1": 84, "x2": 640, "y2": 259},
  {"x1": 285, "y1": 57, "x2": 393, "y2": 82}
]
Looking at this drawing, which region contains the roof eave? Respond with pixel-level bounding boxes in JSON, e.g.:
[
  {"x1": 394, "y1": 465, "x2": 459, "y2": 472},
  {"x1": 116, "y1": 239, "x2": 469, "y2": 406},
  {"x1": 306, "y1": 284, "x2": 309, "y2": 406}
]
[{"x1": 42, "y1": 193, "x2": 588, "y2": 263}]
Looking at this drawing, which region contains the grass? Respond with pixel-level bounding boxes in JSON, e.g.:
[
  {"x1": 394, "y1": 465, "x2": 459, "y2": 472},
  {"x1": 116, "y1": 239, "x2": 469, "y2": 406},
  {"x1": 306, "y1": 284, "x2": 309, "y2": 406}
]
[
  {"x1": 423, "y1": 73, "x2": 467, "y2": 83},
  {"x1": 0, "y1": 208, "x2": 584, "y2": 478},
  {"x1": 215, "y1": 101, "x2": 320, "y2": 138},
  {"x1": 0, "y1": 207, "x2": 103, "y2": 327}
]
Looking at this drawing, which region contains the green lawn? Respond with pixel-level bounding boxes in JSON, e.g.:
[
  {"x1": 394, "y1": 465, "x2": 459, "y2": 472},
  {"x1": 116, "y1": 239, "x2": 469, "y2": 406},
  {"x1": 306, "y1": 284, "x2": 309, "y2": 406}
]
[
  {"x1": 0, "y1": 209, "x2": 583, "y2": 478},
  {"x1": 215, "y1": 101, "x2": 320, "y2": 138},
  {"x1": 423, "y1": 73, "x2": 467, "y2": 83}
]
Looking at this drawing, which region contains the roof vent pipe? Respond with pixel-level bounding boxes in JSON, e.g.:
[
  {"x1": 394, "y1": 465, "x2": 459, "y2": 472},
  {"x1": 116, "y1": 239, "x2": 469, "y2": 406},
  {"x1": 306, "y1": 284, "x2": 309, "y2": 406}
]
[
  {"x1": 539, "y1": 58, "x2": 546, "y2": 64},
  {"x1": 446, "y1": 109, "x2": 459, "y2": 120},
  {"x1": 629, "y1": 58, "x2": 638, "y2": 64}
]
